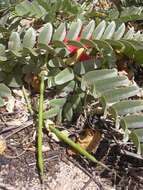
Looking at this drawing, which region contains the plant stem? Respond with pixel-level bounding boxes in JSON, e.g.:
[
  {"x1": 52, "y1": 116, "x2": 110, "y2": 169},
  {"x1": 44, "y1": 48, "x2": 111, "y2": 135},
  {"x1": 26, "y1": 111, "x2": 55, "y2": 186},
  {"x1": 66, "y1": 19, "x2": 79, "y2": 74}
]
[
  {"x1": 38, "y1": 74, "x2": 45, "y2": 183},
  {"x1": 48, "y1": 124, "x2": 121, "y2": 179},
  {"x1": 22, "y1": 85, "x2": 34, "y2": 115}
]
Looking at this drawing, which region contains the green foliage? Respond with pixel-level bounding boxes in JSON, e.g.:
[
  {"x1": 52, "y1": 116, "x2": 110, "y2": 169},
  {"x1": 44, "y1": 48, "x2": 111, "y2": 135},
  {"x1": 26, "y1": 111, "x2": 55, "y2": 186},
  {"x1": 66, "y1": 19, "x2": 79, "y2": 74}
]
[
  {"x1": 0, "y1": 0, "x2": 143, "y2": 156},
  {"x1": 118, "y1": 0, "x2": 143, "y2": 7},
  {"x1": 82, "y1": 68, "x2": 143, "y2": 156},
  {"x1": 0, "y1": 83, "x2": 11, "y2": 106}
]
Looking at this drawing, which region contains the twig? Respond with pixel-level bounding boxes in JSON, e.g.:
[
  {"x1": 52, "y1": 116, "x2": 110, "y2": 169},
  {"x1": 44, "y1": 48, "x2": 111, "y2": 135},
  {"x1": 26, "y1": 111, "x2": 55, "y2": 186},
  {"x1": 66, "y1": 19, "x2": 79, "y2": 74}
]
[
  {"x1": 81, "y1": 178, "x2": 93, "y2": 190},
  {"x1": 0, "y1": 182, "x2": 14, "y2": 190},
  {"x1": 67, "y1": 156, "x2": 106, "y2": 190},
  {"x1": 22, "y1": 85, "x2": 35, "y2": 115},
  {"x1": 120, "y1": 149, "x2": 143, "y2": 160},
  {"x1": 5, "y1": 120, "x2": 33, "y2": 139},
  {"x1": 38, "y1": 74, "x2": 45, "y2": 183}
]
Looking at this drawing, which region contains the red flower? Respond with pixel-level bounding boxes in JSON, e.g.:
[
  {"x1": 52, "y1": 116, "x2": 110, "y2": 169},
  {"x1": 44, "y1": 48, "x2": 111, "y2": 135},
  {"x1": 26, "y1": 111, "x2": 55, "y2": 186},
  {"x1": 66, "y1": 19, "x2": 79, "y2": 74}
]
[{"x1": 64, "y1": 33, "x2": 92, "y2": 62}]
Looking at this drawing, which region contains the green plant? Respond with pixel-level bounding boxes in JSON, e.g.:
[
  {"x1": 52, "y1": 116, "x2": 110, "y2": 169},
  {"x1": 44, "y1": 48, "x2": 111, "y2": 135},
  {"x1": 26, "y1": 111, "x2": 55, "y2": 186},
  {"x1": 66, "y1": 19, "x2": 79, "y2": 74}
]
[
  {"x1": 0, "y1": 2, "x2": 143, "y2": 184},
  {"x1": 0, "y1": 1, "x2": 143, "y2": 154}
]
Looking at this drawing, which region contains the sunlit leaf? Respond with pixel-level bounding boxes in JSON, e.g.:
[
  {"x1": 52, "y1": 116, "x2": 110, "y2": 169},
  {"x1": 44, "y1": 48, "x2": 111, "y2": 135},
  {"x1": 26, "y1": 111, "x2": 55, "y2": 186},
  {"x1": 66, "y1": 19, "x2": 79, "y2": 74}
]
[
  {"x1": 121, "y1": 115, "x2": 143, "y2": 129},
  {"x1": 83, "y1": 69, "x2": 117, "y2": 85},
  {"x1": 8, "y1": 32, "x2": 21, "y2": 52},
  {"x1": 38, "y1": 23, "x2": 53, "y2": 45},
  {"x1": 92, "y1": 20, "x2": 106, "y2": 40},
  {"x1": 81, "y1": 20, "x2": 95, "y2": 39},
  {"x1": 113, "y1": 23, "x2": 125, "y2": 40},
  {"x1": 102, "y1": 21, "x2": 116, "y2": 40},
  {"x1": 67, "y1": 19, "x2": 82, "y2": 41},
  {"x1": 102, "y1": 85, "x2": 139, "y2": 103},
  {"x1": 123, "y1": 27, "x2": 134, "y2": 39},
  {"x1": 23, "y1": 27, "x2": 36, "y2": 48},
  {"x1": 53, "y1": 23, "x2": 66, "y2": 41}
]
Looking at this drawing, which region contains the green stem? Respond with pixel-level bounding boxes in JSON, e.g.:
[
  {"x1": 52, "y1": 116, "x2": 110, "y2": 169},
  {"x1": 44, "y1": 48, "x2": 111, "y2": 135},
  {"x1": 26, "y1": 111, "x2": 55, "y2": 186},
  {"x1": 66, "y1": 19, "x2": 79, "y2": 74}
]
[
  {"x1": 49, "y1": 125, "x2": 121, "y2": 179},
  {"x1": 22, "y1": 86, "x2": 34, "y2": 115},
  {"x1": 38, "y1": 74, "x2": 45, "y2": 183}
]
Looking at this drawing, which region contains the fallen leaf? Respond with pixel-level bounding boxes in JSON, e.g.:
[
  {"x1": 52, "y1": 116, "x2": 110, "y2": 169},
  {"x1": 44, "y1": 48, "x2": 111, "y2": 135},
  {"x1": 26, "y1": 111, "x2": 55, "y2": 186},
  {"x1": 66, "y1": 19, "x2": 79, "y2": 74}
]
[
  {"x1": 67, "y1": 128, "x2": 101, "y2": 155},
  {"x1": 6, "y1": 95, "x2": 15, "y2": 113},
  {"x1": 0, "y1": 137, "x2": 6, "y2": 154}
]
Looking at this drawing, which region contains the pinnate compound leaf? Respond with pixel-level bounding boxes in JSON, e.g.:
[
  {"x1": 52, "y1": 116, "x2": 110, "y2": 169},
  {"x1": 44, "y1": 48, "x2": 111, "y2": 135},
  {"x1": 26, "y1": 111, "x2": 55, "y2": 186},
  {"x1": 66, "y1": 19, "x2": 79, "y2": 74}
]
[
  {"x1": 38, "y1": 23, "x2": 53, "y2": 45},
  {"x1": 0, "y1": 83, "x2": 11, "y2": 97},
  {"x1": 67, "y1": 19, "x2": 82, "y2": 41},
  {"x1": 121, "y1": 115, "x2": 143, "y2": 129},
  {"x1": 23, "y1": 27, "x2": 36, "y2": 48},
  {"x1": 55, "y1": 68, "x2": 74, "y2": 85},
  {"x1": 8, "y1": 32, "x2": 21, "y2": 52}
]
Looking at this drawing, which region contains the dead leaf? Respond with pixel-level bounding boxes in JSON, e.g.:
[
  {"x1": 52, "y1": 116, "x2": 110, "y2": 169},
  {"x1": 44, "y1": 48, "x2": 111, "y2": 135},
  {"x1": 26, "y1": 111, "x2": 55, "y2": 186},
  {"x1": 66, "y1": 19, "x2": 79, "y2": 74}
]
[
  {"x1": 67, "y1": 128, "x2": 101, "y2": 155},
  {"x1": 0, "y1": 138, "x2": 6, "y2": 154},
  {"x1": 31, "y1": 74, "x2": 40, "y2": 91},
  {"x1": 6, "y1": 96, "x2": 15, "y2": 113}
]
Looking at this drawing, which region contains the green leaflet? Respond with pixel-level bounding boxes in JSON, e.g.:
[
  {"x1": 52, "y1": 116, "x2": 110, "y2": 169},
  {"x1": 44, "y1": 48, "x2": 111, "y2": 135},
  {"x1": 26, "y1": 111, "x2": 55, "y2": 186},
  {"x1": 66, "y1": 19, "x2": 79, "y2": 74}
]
[
  {"x1": 0, "y1": 44, "x2": 7, "y2": 61},
  {"x1": 0, "y1": 83, "x2": 11, "y2": 97},
  {"x1": 123, "y1": 27, "x2": 134, "y2": 39},
  {"x1": 92, "y1": 20, "x2": 106, "y2": 40},
  {"x1": 23, "y1": 27, "x2": 36, "y2": 48},
  {"x1": 130, "y1": 131, "x2": 142, "y2": 155},
  {"x1": 8, "y1": 32, "x2": 21, "y2": 52},
  {"x1": 43, "y1": 107, "x2": 60, "y2": 119},
  {"x1": 102, "y1": 21, "x2": 116, "y2": 40},
  {"x1": 63, "y1": 102, "x2": 73, "y2": 121},
  {"x1": 49, "y1": 98, "x2": 66, "y2": 108},
  {"x1": 0, "y1": 96, "x2": 4, "y2": 107},
  {"x1": 110, "y1": 100, "x2": 143, "y2": 117},
  {"x1": 67, "y1": 19, "x2": 82, "y2": 41},
  {"x1": 55, "y1": 68, "x2": 74, "y2": 85},
  {"x1": 94, "y1": 75, "x2": 128, "y2": 93},
  {"x1": 102, "y1": 85, "x2": 139, "y2": 103},
  {"x1": 52, "y1": 23, "x2": 66, "y2": 41},
  {"x1": 83, "y1": 69, "x2": 117, "y2": 86},
  {"x1": 81, "y1": 20, "x2": 95, "y2": 40},
  {"x1": 0, "y1": 83, "x2": 11, "y2": 107},
  {"x1": 38, "y1": 23, "x2": 53, "y2": 45},
  {"x1": 113, "y1": 23, "x2": 125, "y2": 40}
]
